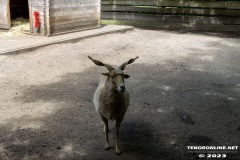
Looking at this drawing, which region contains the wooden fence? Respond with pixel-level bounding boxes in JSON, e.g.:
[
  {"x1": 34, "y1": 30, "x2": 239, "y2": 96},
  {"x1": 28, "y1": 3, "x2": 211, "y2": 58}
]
[{"x1": 101, "y1": 0, "x2": 240, "y2": 32}]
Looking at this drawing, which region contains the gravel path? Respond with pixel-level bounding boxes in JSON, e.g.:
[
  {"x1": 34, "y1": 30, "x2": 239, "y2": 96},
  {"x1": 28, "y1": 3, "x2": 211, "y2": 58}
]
[{"x1": 0, "y1": 29, "x2": 239, "y2": 160}]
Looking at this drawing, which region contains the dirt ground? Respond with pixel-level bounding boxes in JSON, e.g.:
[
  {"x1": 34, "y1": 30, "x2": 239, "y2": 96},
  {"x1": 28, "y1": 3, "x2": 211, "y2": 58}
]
[{"x1": 0, "y1": 29, "x2": 240, "y2": 160}]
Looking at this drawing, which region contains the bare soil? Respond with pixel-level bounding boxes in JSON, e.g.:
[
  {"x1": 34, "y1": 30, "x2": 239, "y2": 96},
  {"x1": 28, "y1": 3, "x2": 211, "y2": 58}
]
[{"x1": 0, "y1": 29, "x2": 240, "y2": 160}]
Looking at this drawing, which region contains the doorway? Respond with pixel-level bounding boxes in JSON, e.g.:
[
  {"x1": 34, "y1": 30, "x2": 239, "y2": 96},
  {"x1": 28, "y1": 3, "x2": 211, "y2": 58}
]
[{"x1": 9, "y1": 0, "x2": 30, "y2": 32}]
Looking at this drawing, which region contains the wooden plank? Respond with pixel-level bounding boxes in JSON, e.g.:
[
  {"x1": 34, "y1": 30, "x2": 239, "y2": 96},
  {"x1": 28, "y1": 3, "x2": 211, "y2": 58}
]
[
  {"x1": 0, "y1": 24, "x2": 9, "y2": 29},
  {"x1": 50, "y1": 0, "x2": 98, "y2": 4},
  {"x1": 51, "y1": 18, "x2": 99, "y2": 27},
  {"x1": 49, "y1": 4, "x2": 98, "y2": 9},
  {"x1": 51, "y1": 20, "x2": 98, "y2": 29},
  {"x1": 97, "y1": 0, "x2": 101, "y2": 25},
  {"x1": 50, "y1": 18, "x2": 99, "y2": 28},
  {"x1": 28, "y1": 0, "x2": 33, "y2": 32},
  {"x1": 0, "y1": 0, "x2": 11, "y2": 29},
  {"x1": 31, "y1": 2, "x2": 44, "y2": 7},
  {"x1": 30, "y1": 6, "x2": 44, "y2": 10},
  {"x1": 6, "y1": 0, "x2": 10, "y2": 29},
  {"x1": 31, "y1": 0, "x2": 44, "y2": 3},
  {"x1": 102, "y1": 0, "x2": 238, "y2": 9},
  {"x1": 102, "y1": 5, "x2": 159, "y2": 13},
  {"x1": 50, "y1": 8, "x2": 98, "y2": 17},
  {"x1": 50, "y1": 20, "x2": 98, "y2": 33},
  {"x1": 102, "y1": 0, "x2": 159, "y2": 6},
  {"x1": 49, "y1": 1, "x2": 98, "y2": 7},
  {"x1": 102, "y1": 5, "x2": 240, "y2": 17},
  {"x1": 50, "y1": 6, "x2": 97, "y2": 12},
  {"x1": 102, "y1": 12, "x2": 240, "y2": 25},
  {"x1": 228, "y1": 1, "x2": 240, "y2": 9},
  {"x1": 50, "y1": 13, "x2": 98, "y2": 22},
  {"x1": 45, "y1": 0, "x2": 50, "y2": 36}
]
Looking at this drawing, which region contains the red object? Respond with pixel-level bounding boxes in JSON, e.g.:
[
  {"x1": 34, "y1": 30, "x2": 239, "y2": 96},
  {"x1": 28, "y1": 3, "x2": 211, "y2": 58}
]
[{"x1": 34, "y1": 11, "x2": 40, "y2": 28}]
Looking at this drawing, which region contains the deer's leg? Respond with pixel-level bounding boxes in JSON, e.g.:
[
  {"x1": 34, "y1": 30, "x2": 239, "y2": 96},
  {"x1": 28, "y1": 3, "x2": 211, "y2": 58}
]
[
  {"x1": 115, "y1": 120, "x2": 121, "y2": 155},
  {"x1": 101, "y1": 116, "x2": 110, "y2": 150}
]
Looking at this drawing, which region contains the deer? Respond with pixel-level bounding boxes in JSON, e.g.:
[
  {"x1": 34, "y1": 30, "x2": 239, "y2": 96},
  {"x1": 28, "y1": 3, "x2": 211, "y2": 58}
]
[{"x1": 88, "y1": 56, "x2": 138, "y2": 155}]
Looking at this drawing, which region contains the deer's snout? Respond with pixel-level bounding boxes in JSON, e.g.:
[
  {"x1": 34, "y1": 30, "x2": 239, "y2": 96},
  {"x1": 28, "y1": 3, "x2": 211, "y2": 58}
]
[{"x1": 118, "y1": 84, "x2": 125, "y2": 93}]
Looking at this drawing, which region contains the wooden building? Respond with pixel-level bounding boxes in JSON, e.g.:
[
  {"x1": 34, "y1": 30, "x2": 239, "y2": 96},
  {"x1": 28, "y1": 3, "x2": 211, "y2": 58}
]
[{"x1": 0, "y1": 0, "x2": 100, "y2": 36}]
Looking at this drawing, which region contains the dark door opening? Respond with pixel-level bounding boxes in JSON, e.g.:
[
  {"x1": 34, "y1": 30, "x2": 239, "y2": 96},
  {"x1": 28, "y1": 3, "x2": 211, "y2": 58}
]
[
  {"x1": 10, "y1": 0, "x2": 30, "y2": 31},
  {"x1": 10, "y1": 0, "x2": 29, "y2": 19}
]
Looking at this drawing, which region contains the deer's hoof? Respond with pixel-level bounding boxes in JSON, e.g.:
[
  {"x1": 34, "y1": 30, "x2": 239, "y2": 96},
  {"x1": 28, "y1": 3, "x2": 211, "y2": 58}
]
[
  {"x1": 116, "y1": 148, "x2": 121, "y2": 155},
  {"x1": 105, "y1": 144, "x2": 110, "y2": 150}
]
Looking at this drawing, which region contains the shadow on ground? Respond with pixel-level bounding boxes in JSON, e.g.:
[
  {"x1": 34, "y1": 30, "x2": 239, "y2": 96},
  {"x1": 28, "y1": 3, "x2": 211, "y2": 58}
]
[{"x1": 0, "y1": 42, "x2": 240, "y2": 159}]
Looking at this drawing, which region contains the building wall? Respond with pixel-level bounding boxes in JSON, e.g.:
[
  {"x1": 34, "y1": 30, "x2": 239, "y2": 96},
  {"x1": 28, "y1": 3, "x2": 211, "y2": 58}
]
[{"x1": 49, "y1": 0, "x2": 100, "y2": 35}]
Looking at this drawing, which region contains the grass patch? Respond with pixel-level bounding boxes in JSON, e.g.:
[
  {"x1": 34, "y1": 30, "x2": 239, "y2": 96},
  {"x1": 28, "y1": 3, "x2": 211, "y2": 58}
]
[{"x1": 101, "y1": 20, "x2": 126, "y2": 25}]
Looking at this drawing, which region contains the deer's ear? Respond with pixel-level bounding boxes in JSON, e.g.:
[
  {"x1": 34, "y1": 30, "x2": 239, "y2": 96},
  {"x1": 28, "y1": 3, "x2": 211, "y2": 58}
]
[
  {"x1": 124, "y1": 74, "x2": 130, "y2": 79},
  {"x1": 101, "y1": 73, "x2": 109, "y2": 77}
]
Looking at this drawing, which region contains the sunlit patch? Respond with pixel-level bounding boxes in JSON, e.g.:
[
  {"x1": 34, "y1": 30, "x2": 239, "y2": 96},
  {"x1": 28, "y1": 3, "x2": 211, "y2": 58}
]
[
  {"x1": 227, "y1": 97, "x2": 236, "y2": 101},
  {"x1": 62, "y1": 144, "x2": 73, "y2": 153},
  {"x1": 221, "y1": 41, "x2": 235, "y2": 47},
  {"x1": 189, "y1": 65, "x2": 204, "y2": 71},
  {"x1": 0, "y1": 56, "x2": 6, "y2": 60},
  {"x1": 163, "y1": 85, "x2": 171, "y2": 91},
  {"x1": 58, "y1": 143, "x2": 86, "y2": 158},
  {"x1": 199, "y1": 55, "x2": 214, "y2": 61},
  {"x1": 58, "y1": 145, "x2": 72, "y2": 158},
  {"x1": 170, "y1": 139, "x2": 176, "y2": 145},
  {"x1": 157, "y1": 109, "x2": 166, "y2": 113},
  {"x1": 19, "y1": 122, "x2": 44, "y2": 130},
  {"x1": 157, "y1": 85, "x2": 172, "y2": 91},
  {"x1": 205, "y1": 92, "x2": 217, "y2": 96},
  {"x1": 205, "y1": 91, "x2": 237, "y2": 101},
  {"x1": 13, "y1": 140, "x2": 29, "y2": 145},
  {"x1": 37, "y1": 102, "x2": 61, "y2": 114},
  {"x1": 0, "y1": 74, "x2": 5, "y2": 78}
]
